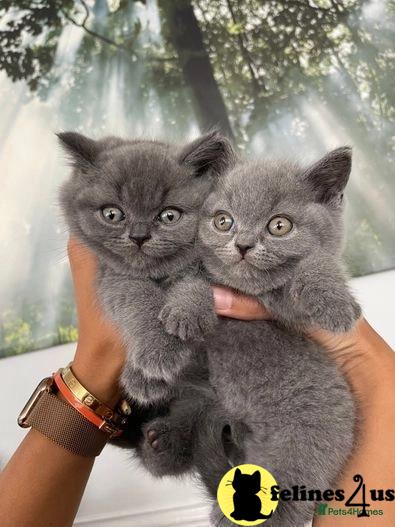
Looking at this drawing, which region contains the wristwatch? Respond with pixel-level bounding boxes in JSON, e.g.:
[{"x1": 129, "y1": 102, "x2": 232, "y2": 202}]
[{"x1": 18, "y1": 375, "x2": 110, "y2": 457}]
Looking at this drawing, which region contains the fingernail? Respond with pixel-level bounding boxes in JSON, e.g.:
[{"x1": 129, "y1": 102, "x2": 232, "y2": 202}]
[{"x1": 213, "y1": 287, "x2": 233, "y2": 312}]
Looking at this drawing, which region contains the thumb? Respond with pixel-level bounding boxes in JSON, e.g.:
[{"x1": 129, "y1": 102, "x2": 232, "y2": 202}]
[{"x1": 213, "y1": 286, "x2": 272, "y2": 321}]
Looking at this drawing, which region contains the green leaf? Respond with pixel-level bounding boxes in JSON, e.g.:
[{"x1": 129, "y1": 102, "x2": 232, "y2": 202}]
[{"x1": 227, "y1": 21, "x2": 244, "y2": 35}]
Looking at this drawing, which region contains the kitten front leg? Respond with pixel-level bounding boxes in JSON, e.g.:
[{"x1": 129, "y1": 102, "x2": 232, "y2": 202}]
[
  {"x1": 286, "y1": 255, "x2": 361, "y2": 333},
  {"x1": 99, "y1": 275, "x2": 192, "y2": 393},
  {"x1": 120, "y1": 363, "x2": 175, "y2": 405},
  {"x1": 159, "y1": 275, "x2": 217, "y2": 342}
]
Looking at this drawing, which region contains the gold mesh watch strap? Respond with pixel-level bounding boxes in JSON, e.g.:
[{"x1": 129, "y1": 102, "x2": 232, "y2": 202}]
[{"x1": 26, "y1": 390, "x2": 108, "y2": 457}]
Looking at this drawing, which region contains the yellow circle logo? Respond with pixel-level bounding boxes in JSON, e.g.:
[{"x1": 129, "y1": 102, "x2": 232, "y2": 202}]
[{"x1": 217, "y1": 464, "x2": 279, "y2": 525}]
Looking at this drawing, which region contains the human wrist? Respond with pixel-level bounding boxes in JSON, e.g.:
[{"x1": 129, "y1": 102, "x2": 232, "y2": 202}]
[
  {"x1": 72, "y1": 344, "x2": 124, "y2": 408},
  {"x1": 336, "y1": 320, "x2": 394, "y2": 409},
  {"x1": 309, "y1": 319, "x2": 395, "y2": 408}
]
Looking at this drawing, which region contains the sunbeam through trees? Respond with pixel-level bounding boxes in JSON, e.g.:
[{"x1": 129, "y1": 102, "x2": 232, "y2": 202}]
[{"x1": 0, "y1": 0, "x2": 394, "y2": 356}]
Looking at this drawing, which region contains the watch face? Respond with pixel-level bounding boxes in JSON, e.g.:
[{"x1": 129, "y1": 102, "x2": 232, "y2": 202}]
[{"x1": 18, "y1": 377, "x2": 53, "y2": 427}]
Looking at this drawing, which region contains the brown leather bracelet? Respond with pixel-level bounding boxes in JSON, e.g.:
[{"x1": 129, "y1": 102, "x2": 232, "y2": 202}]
[{"x1": 18, "y1": 377, "x2": 109, "y2": 457}]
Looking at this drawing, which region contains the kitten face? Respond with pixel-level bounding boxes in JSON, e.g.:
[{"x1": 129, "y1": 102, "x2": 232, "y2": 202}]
[
  {"x1": 199, "y1": 148, "x2": 351, "y2": 294},
  {"x1": 59, "y1": 131, "x2": 235, "y2": 278}
]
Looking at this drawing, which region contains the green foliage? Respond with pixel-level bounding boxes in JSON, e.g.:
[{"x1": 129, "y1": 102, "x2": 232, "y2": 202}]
[
  {"x1": 1, "y1": 0, "x2": 393, "y2": 135},
  {"x1": 1, "y1": 315, "x2": 33, "y2": 355},
  {"x1": 0, "y1": 1, "x2": 74, "y2": 90},
  {"x1": 193, "y1": 0, "x2": 394, "y2": 136},
  {"x1": 0, "y1": 0, "x2": 394, "y2": 357},
  {"x1": 227, "y1": 21, "x2": 243, "y2": 35},
  {"x1": 0, "y1": 299, "x2": 78, "y2": 358},
  {"x1": 57, "y1": 325, "x2": 79, "y2": 344}
]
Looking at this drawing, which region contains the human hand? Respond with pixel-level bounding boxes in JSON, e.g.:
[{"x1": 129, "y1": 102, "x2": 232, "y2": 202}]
[
  {"x1": 68, "y1": 237, "x2": 126, "y2": 407},
  {"x1": 213, "y1": 286, "x2": 273, "y2": 321},
  {"x1": 212, "y1": 286, "x2": 395, "y2": 405}
]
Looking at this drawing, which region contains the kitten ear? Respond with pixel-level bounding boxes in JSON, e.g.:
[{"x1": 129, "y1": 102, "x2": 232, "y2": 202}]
[
  {"x1": 57, "y1": 131, "x2": 100, "y2": 173},
  {"x1": 178, "y1": 129, "x2": 236, "y2": 178},
  {"x1": 302, "y1": 147, "x2": 352, "y2": 205}
]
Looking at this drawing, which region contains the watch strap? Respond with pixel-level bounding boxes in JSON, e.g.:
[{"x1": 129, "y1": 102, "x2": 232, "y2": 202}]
[{"x1": 26, "y1": 390, "x2": 108, "y2": 457}]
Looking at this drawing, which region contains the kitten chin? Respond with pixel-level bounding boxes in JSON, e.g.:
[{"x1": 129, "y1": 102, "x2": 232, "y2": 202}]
[
  {"x1": 99, "y1": 243, "x2": 196, "y2": 280},
  {"x1": 204, "y1": 253, "x2": 299, "y2": 295}
]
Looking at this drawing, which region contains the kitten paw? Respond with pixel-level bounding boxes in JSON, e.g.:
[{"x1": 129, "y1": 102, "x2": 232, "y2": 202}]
[
  {"x1": 145, "y1": 421, "x2": 171, "y2": 452},
  {"x1": 139, "y1": 418, "x2": 193, "y2": 476},
  {"x1": 159, "y1": 304, "x2": 217, "y2": 341},
  {"x1": 146, "y1": 429, "x2": 163, "y2": 451},
  {"x1": 292, "y1": 280, "x2": 361, "y2": 333}
]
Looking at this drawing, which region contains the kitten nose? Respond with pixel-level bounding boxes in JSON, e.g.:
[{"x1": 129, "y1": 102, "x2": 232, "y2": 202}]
[
  {"x1": 129, "y1": 234, "x2": 151, "y2": 247},
  {"x1": 236, "y1": 243, "x2": 254, "y2": 257}
]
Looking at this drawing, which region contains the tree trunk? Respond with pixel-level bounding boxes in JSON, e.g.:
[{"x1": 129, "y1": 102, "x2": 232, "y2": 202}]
[{"x1": 158, "y1": 0, "x2": 234, "y2": 139}]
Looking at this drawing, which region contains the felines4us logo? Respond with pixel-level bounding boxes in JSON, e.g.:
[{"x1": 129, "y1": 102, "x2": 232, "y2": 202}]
[{"x1": 217, "y1": 465, "x2": 393, "y2": 525}]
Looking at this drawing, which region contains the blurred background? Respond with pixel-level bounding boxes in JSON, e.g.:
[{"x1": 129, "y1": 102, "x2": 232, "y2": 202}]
[
  {"x1": 1, "y1": 2, "x2": 394, "y2": 525},
  {"x1": 0, "y1": 1, "x2": 394, "y2": 355}
]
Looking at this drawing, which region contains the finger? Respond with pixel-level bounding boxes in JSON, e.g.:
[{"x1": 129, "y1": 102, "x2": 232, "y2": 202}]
[{"x1": 213, "y1": 286, "x2": 272, "y2": 321}]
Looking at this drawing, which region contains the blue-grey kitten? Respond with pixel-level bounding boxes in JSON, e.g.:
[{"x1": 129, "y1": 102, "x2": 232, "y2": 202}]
[
  {"x1": 58, "y1": 130, "x2": 234, "y2": 404},
  {"x1": 140, "y1": 148, "x2": 360, "y2": 526}
]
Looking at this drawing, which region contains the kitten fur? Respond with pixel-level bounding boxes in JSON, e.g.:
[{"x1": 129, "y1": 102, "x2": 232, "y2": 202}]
[
  {"x1": 58, "y1": 130, "x2": 235, "y2": 404},
  {"x1": 139, "y1": 147, "x2": 360, "y2": 527}
]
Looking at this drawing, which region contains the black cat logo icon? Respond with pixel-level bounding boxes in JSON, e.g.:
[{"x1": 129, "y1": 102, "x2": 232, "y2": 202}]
[
  {"x1": 217, "y1": 464, "x2": 279, "y2": 525},
  {"x1": 231, "y1": 468, "x2": 273, "y2": 522}
]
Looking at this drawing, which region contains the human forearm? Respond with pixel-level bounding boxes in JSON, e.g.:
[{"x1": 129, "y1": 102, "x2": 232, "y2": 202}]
[
  {"x1": 312, "y1": 319, "x2": 395, "y2": 525},
  {"x1": 313, "y1": 400, "x2": 395, "y2": 526},
  {"x1": 0, "y1": 240, "x2": 127, "y2": 527},
  {"x1": 0, "y1": 342, "x2": 123, "y2": 527},
  {"x1": 309, "y1": 319, "x2": 395, "y2": 408},
  {"x1": 73, "y1": 342, "x2": 123, "y2": 407},
  {"x1": 0, "y1": 331, "x2": 127, "y2": 526},
  {"x1": 0, "y1": 429, "x2": 94, "y2": 527}
]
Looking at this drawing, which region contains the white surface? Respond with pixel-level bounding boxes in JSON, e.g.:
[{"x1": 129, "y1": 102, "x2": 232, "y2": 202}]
[
  {"x1": 0, "y1": 342, "x2": 209, "y2": 526},
  {"x1": 0, "y1": 269, "x2": 394, "y2": 526}
]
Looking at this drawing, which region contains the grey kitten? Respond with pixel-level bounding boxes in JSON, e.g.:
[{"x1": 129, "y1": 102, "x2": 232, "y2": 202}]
[
  {"x1": 140, "y1": 148, "x2": 360, "y2": 526},
  {"x1": 198, "y1": 147, "x2": 361, "y2": 332},
  {"x1": 58, "y1": 130, "x2": 234, "y2": 404}
]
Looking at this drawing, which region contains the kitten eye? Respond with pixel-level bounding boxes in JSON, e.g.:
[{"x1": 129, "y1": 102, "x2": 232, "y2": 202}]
[
  {"x1": 267, "y1": 216, "x2": 293, "y2": 236},
  {"x1": 101, "y1": 206, "x2": 125, "y2": 223},
  {"x1": 214, "y1": 212, "x2": 234, "y2": 232},
  {"x1": 159, "y1": 208, "x2": 182, "y2": 225}
]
